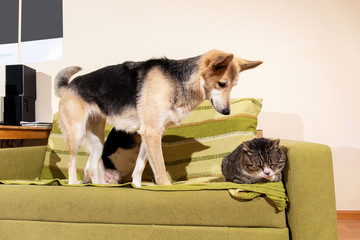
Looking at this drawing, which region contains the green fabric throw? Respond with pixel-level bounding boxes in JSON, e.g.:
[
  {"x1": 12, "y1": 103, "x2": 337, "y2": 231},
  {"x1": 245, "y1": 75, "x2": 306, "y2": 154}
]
[
  {"x1": 0, "y1": 179, "x2": 287, "y2": 211},
  {"x1": 1, "y1": 97, "x2": 288, "y2": 211},
  {"x1": 41, "y1": 98, "x2": 262, "y2": 181}
]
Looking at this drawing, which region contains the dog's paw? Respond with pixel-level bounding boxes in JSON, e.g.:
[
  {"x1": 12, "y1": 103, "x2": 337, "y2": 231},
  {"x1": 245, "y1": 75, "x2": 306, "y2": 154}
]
[
  {"x1": 156, "y1": 176, "x2": 172, "y2": 185},
  {"x1": 68, "y1": 179, "x2": 81, "y2": 185},
  {"x1": 160, "y1": 180, "x2": 172, "y2": 185},
  {"x1": 132, "y1": 178, "x2": 142, "y2": 187},
  {"x1": 83, "y1": 175, "x2": 91, "y2": 184}
]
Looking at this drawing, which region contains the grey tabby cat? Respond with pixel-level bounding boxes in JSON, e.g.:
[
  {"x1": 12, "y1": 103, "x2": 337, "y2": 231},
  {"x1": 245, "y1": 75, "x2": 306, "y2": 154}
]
[{"x1": 222, "y1": 138, "x2": 286, "y2": 184}]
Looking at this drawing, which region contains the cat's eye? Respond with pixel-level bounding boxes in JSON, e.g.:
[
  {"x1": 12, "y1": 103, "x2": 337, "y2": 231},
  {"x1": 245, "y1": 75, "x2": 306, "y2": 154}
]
[
  {"x1": 246, "y1": 150, "x2": 256, "y2": 156},
  {"x1": 245, "y1": 164, "x2": 257, "y2": 171},
  {"x1": 270, "y1": 163, "x2": 285, "y2": 170}
]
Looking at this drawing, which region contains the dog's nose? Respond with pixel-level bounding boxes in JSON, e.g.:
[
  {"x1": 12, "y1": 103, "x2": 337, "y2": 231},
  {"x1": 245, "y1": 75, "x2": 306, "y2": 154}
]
[{"x1": 221, "y1": 108, "x2": 230, "y2": 115}]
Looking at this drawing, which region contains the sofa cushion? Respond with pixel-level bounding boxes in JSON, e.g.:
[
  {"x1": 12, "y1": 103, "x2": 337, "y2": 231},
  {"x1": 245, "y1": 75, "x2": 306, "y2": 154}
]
[
  {"x1": 145, "y1": 98, "x2": 262, "y2": 181},
  {"x1": 0, "y1": 179, "x2": 287, "y2": 211},
  {"x1": 0, "y1": 146, "x2": 46, "y2": 180},
  {"x1": 0, "y1": 184, "x2": 286, "y2": 229},
  {"x1": 41, "y1": 98, "x2": 262, "y2": 182},
  {"x1": 0, "y1": 220, "x2": 289, "y2": 240}
]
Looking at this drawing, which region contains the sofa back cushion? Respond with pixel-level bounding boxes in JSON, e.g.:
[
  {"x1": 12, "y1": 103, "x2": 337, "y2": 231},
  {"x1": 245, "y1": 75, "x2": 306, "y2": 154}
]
[
  {"x1": 40, "y1": 98, "x2": 262, "y2": 182},
  {"x1": 0, "y1": 146, "x2": 47, "y2": 180}
]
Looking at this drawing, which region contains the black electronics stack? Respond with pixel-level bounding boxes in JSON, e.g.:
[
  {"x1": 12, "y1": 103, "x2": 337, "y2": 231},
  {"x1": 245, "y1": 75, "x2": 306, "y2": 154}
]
[{"x1": 3, "y1": 65, "x2": 36, "y2": 125}]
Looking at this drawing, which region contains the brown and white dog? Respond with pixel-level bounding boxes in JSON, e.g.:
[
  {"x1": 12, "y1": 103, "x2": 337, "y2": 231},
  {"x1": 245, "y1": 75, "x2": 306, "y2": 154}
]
[{"x1": 54, "y1": 50, "x2": 262, "y2": 186}]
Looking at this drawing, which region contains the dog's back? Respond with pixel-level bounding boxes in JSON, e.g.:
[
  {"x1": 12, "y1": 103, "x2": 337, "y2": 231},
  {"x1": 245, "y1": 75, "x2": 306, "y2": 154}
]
[
  {"x1": 56, "y1": 63, "x2": 140, "y2": 116},
  {"x1": 55, "y1": 57, "x2": 201, "y2": 117}
]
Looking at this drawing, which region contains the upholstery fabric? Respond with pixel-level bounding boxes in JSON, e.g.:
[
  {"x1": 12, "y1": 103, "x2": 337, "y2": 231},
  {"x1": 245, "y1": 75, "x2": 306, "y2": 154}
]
[
  {"x1": 0, "y1": 220, "x2": 289, "y2": 240},
  {"x1": 0, "y1": 184, "x2": 286, "y2": 228},
  {"x1": 40, "y1": 98, "x2": 262, "y2": 182},
  {"x1": 281, "y1": 140, "x2": 338, "y2": 240},
  {"x1": 0, "y1": 139, "x2": 338, "y2": 240},
  {"x1": 0, "y1": 146, "x2": 46, "y2": 180},
  {"x1": 0, "y1": 97, "x2": 339, "y2": 240},
  {"x1": 0, "y1": 179, "x2": 287, "y2": 211}
]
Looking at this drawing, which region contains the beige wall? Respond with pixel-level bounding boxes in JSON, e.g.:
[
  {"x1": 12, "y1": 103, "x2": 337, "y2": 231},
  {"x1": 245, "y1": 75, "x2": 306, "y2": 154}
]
[{"x1": 1, "y1": 0, "x2": 359, "y2": 210}]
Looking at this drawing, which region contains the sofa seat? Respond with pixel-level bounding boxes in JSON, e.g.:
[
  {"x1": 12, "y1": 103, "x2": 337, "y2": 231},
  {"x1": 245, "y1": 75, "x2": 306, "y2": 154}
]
[
  {"x1": 0, "y1": 98, "x2": 338, "y2": 240},
  {"x1": 0, "y1": 139, "x2": 338, "y2": 240},
  {"x1": 0, "y1": 220, "x2": 289, "y2": 240},
  {"x1": 1, "y1": 184, "x2": 286, "y2": 228},
  {"x1": 0, "y1": 184, "x2": 289, "y2": 240}
]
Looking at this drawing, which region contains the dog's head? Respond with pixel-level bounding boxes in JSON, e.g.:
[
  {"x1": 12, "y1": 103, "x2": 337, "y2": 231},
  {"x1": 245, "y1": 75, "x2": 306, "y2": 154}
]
[{"x1": 199, "y1": 50, "x2": 262, "y2": 115}]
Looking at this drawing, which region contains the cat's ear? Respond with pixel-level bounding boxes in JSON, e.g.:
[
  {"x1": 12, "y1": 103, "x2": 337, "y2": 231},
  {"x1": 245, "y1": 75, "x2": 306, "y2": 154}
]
[
  {"x1": 270, "y1": 139, "x2": 280, "y2": 150},
  {"x1": 242, "y1": 142, "x2": 251, "y2": 151},
  {"x1": 243, "y1": 141, "x2": 256, "y2": 155}
]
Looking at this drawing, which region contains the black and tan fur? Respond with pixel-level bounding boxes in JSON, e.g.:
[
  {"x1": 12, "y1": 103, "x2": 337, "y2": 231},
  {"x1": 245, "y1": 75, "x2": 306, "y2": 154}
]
[
  {"x1": 55, "y1": 50, "x2": 262, "y2": 186},
  {"x1": 102, "y1": 128, "x2": 141, "y2": 184}
]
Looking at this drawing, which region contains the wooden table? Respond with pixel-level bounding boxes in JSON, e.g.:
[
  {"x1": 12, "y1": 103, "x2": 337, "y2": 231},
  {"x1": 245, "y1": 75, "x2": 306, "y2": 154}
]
[{"x1": 0, "y1": 125, "x2": 52, "y2": 140}]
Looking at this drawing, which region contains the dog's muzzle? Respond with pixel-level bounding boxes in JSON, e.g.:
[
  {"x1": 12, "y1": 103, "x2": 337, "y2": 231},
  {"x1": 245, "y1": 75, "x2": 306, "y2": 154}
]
[
  {"x1": 211, "y1": 99, "x2": 230, "y2": 115},
  {"x1": 221, "y1": 108, "x2": 230, "y2": 115}
]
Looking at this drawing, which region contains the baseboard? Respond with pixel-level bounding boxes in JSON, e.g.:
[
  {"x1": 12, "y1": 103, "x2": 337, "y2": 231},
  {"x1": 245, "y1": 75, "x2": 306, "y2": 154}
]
[{"x1": 337, "y1": 211, "x2": 360, "y2": 220}]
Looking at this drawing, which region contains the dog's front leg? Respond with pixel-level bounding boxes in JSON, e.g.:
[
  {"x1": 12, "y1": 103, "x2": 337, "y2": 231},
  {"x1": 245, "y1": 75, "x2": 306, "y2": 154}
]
[
  {"x1": 84, "y1": 117, "x2": 106, "y2": 184},
  {"x1": 141, "y1": 129, "x2": 171, "y2": 185},
  {"x1": 68, "y1": 155, "x2": 80, "y2": 184},
  {"x1": 83, "y1": 157, "x2": 91, "y2": 184},
  {"x1": 131, "y1": 140, "x2": 147, "y2": 187}
]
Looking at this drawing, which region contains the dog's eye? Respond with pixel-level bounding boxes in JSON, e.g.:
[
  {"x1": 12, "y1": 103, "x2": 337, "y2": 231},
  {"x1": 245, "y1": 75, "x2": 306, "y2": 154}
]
[{"x1": 218, "y1": 82, "x2": 226, "y2": 88}]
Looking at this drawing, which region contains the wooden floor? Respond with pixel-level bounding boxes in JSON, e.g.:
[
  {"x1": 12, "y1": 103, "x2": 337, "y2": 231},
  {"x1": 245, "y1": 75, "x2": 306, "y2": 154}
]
[{"x1": 338, "y1": 220, "x2": 360, "y2": 240}]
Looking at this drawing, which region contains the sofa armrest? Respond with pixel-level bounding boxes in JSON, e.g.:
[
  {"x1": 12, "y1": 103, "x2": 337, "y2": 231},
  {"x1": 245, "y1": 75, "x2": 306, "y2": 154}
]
[
  {"x1": 281, "y1": 140, "x2": 338, "y2": 240},
  {"x1": 0, "y1": 146, "x2": 47, "y2": 180}
]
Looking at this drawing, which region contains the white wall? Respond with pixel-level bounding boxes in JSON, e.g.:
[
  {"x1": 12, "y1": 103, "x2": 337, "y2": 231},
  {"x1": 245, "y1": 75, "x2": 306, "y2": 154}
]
[{"x1": 1, "y1": 0, "x2": 359, "y2": 210}]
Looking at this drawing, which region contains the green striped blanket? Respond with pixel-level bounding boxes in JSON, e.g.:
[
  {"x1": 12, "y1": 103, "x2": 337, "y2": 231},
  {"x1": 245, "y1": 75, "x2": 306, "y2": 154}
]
[
  {"x1": 19, "y1": 97, "x2": 288, "y2": 210},
  {"x1": 41, "y1": 98, "x2": 262, "y2": 182}
]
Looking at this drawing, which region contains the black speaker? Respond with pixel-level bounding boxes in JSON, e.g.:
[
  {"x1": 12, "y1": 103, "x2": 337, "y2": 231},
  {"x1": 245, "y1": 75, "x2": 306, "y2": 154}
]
[
  {"x1": 4, "y1": 96, "x2": 36, "y2": 125},
  {"x1": 5, "y1": 65, "x2": 36, "y2": 98},
  {"x1": 3, "y1": 65, "x2": 36, "y2": 125}
]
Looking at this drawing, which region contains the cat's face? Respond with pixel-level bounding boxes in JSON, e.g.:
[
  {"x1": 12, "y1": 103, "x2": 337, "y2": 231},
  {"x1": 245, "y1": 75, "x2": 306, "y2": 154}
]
[{"x1": 240, "y1": 138, "x2": 286, "y2": 182}]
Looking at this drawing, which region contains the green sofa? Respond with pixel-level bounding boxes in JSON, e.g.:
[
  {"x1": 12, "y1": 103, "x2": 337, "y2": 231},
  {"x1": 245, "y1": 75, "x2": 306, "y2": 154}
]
[{"x1": 0, "y1": 99, "x2": 338, "y2": 240}]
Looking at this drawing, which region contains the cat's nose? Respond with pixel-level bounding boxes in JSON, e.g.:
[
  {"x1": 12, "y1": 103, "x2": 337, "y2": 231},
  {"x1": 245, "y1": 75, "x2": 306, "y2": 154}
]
[{"x1": 264, "y1": 169, "x2": 271, "y2": 175}]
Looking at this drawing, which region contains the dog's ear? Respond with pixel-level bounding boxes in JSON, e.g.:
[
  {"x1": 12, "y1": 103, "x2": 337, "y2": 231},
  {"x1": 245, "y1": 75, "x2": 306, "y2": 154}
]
[
  {"x1": 238, "y1": 59, "x2": 263, "y2": 72},
  {"x1": 212, "y1": 54, "x2": 234, "y2": 70}
]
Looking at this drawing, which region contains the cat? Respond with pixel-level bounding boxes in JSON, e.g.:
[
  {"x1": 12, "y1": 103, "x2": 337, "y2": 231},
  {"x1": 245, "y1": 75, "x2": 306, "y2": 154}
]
[
  {"x1": 101, "y1": 128, "x2": 141, "y2": 184},
  {"x1": 221, "y1": 138, "x2": 286, "y2": 184}
]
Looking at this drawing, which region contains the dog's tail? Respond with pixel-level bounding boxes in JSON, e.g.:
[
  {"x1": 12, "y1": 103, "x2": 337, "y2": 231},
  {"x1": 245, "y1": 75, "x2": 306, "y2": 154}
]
[{"x1": 54, "y1": 66, "x2": 82, "y2": 97}]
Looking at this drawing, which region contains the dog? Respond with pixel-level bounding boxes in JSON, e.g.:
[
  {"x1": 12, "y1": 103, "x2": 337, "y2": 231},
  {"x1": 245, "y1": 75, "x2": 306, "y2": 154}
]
[
  {"x1": 54, "y1": 49, "x2": 262, "y2": 186},
  {"x1": 102, "y1": 128, "x2": 141, "y2": 184}
]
